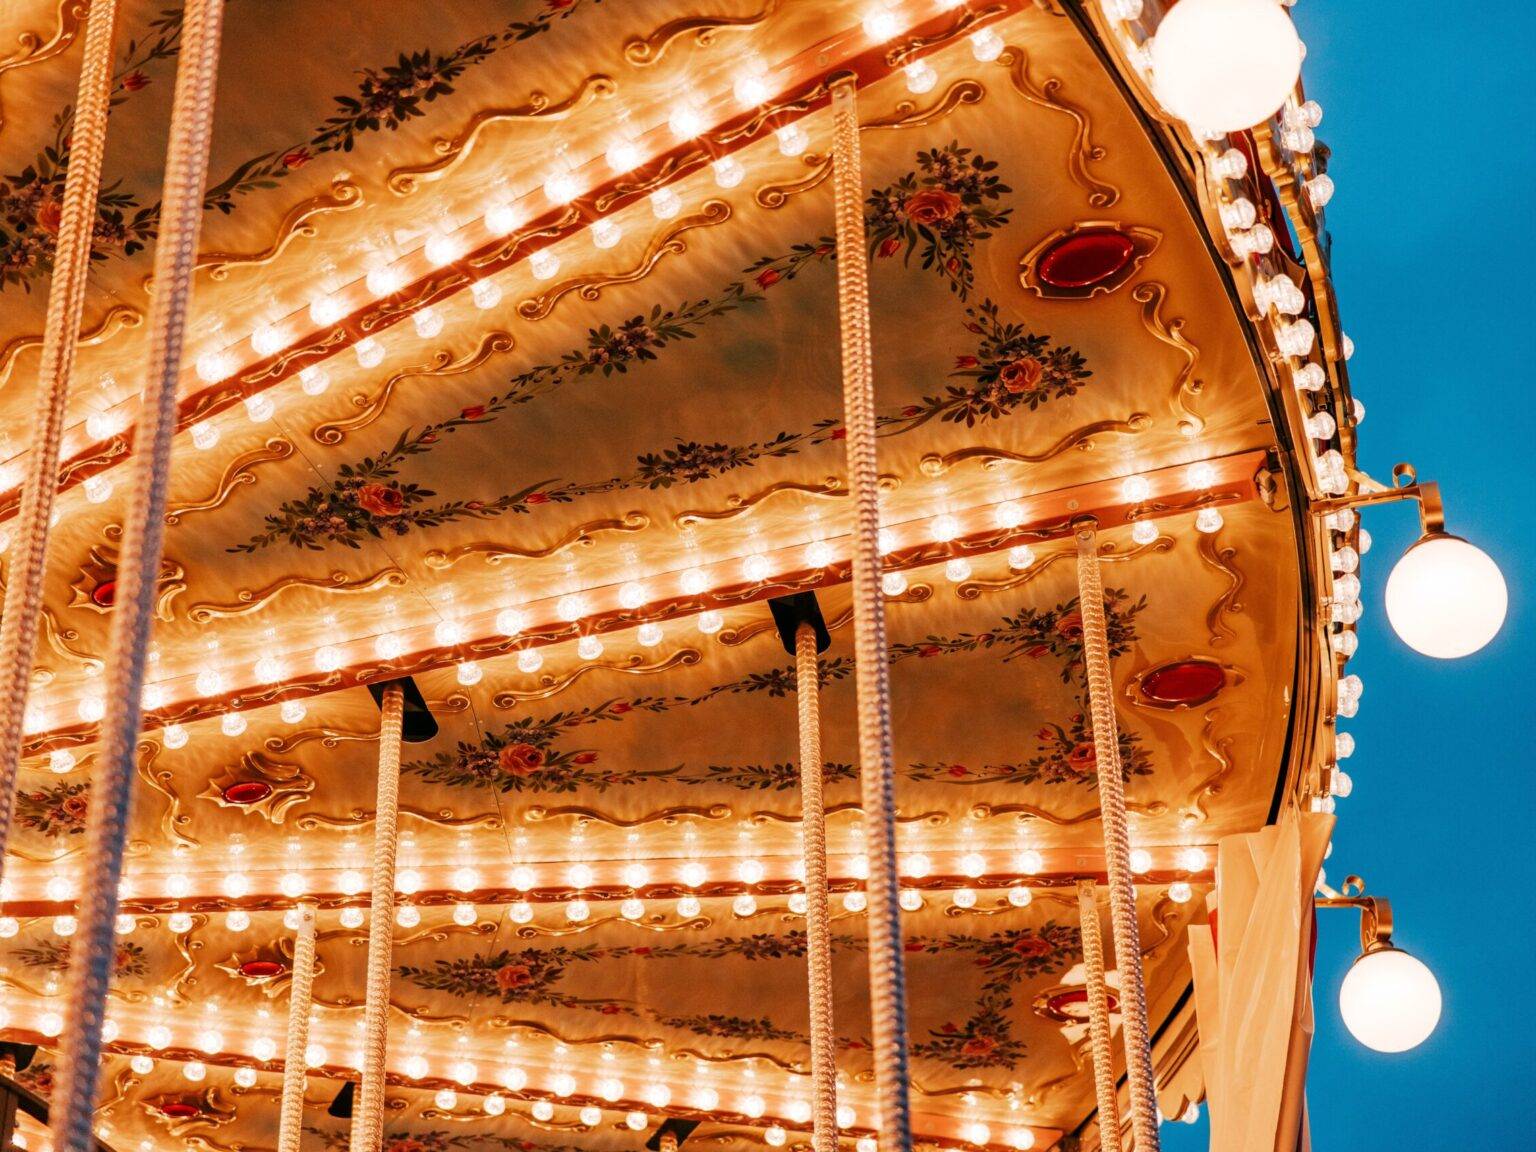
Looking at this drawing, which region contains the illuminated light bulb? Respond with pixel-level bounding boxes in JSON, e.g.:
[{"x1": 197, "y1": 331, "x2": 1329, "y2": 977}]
[
  {"x1": 734, "y1": 64, "x2": 770, "y2": 106},
  {"x1": 131, "y1": 1055, "x2": 155, "y2": 1075},
  {"x1": 1229, "y1": 223, "x2": 1274, "y2": 258},
  {"x1": 254, "y1": 653, "x2": 284, "y2": 683},
  {"x1": 1177, "y1": 846, "x2": 1209, "y2": 872},
  {"x1": 787, "y1": 892, "x2": 809, "y2": 915},
  {"x1": 336, "y1": 869, "x2": 365, "y2": 896},
  {"x1": 1331, "y1": 769, "x2": 1353, "y2": 799},
  {"x1": 881, "y1": 569, "x2": 909, "y2": 597},
  {"x1": 681, "y1": 861, "x2": 707, "y2": 887},
  {"x1": 1288, "y1": 363, "x2": 1325, "y2": 394},
  {"x1": 805, "y1": 540, "x2": 834, "y2": 567},
  {"x1": 1129, "y1": 848, "x2": 1154, "y2": 874},
  {"x1": 234, "y1": 1067, "x2": 258, "y2": 1088},
  {"x1": 425, "y1": 230, "x2": 464, "y2": 267},
  {"x1": 544, "y1": 170, "x2": 579, "y2": 205},
  {"x1": 735, "y1": 859, "x2": 765, "y2": 885},
  {"x1": 86, "y1": 408, "x2": 126, "y2": 440},
  {"x1": 591, "y1": 218, "x2": 622, "y2": 250},
  {"x1": 637, "y1": 622, "x2": 664, "y2": 647},
  {"x1": 481, "y1": 1094, "x2": 507, "y2": 1117},
  {"x1": 777, "y1": 123, "x2": 809, "y2": 157},
  {"x1": 712, "y1": 156, "x2": 745, "y2": 189},
  {"x1": 339, "y1": 906, "x2": 365, "y2": 929},
  {"x1": 83, "y1": 475, "x2": 113, "y2": 504},
  {"x1": 1255, "y1": 273, "x2": 1306, "y2": 316},
  {"x1": 222, "y1": 871, "x2": 250, "y2": 899},
  {"x1": 196, "y1": 347, "x2": 237, "y2": 383},
  {"x1": 1352, "y1": 397, "x2": 1366, "y2": 425},
  {"x1": 281, "y1": 699, "x2": 307, "y2": 724},
  {"x1": 694, "y1": 1086, "x2": 721, "y2": 1111},
  {"x1": 557, "y1": 594, "x2": 586, "y2": 621},
  {"x1": 1007, "y1": 1130, "x2": 1036, "y2": 1150},
  {"x1": 568, "y1": 862, "x2": 596, "y2": 888},
  {"x1": 966, "y1": 1122, "x2": 992, "y2": 1145},
  {"x1": 510, "y1": 901, "x2": 533, "y2": 924},
  {"x1": 1168, "y1": 880, "x2": 1194, "y2": 904},
  {"x1": 577, "y1": 635, "x2": 604, "y2": 661},
  {"x1": 1006, "y1": 544, "x2": 1035, "y2": 572},
  {"x1": 904, "y1": 852, "x2": 933, "y2": 878},
  {"x1": 929, "y1": 514, "x2": 962, "y2": 544},
  {"x1": 842, "y1": 890, "x2": 868, "y2": 913},
  {"x1": 1335, "y1": 731, "x2": 1355, "y2": 760},
  {"x1": 435, "y1": 1088, "x2": 459, "y2": 1111},
  {"x1": 49, "y1": 748, "x2": 77, "y2": 776},
  {"x1": 78, "y1": 696, "x2": 104, "y2": 722},
  {"x1": 1195, "y1": 507, "x2": 1224, "y2": 533},
  {"x1": 972, "y1": 27, "x2": 1005, "y2": 60},
  {"x1": 315, "y1": 645, "x2": 343, "y2": 673},
  {"x1": 566, "y1": 898, "x2": 591, "y2": 922},
  {"x1": 251, "y1": 321, "x2": 287, "y2": 357},
  {"x1": 960, "y1": 852, "x2": 986, "y2": 878},
  {"x1": 148, "y1": 1025, "x2": 173, "y2": 1050},
  {"x1": 552, "y1": 1073, "x2": 578, "y2": 1097},
  {"x1": 1279, "y1": 121, "x2": 1314, "y2": 154},
  {"x1": 395, "y1": 905, "x2": 421, "y2": 928},
  {"x1": 496, "y1": 607, "x2": 527, "y2": 635},
  {"x1": 366, "y1": 262, "x2": 405, "y2": 298},
  {"x1": 455, "y1": 660, "x2": 483, "y2": 687},
  {"x1": 1306, "y1": 172, "x2": 1335, "y2": 209},
  {"x1": 1149, "y1": 0, "x2": 1302, "y2": 131},
  {"x1": 435, "y1": 618, "x2": 465, "y2": 646},
  {"x1": 1275, "y1": 318, "x2": 1317, "y2": 358},
  {"x1": 736, "y1": 553, "x2": 771, "y2": 584},
  {"x1": 598, "y1": 1078, "x2": 625, "y2": 1102},
  {"x1": 196, "y1": 667, "x2": 225, "y2": 697},
  {"x1": 904, "y1": 59, "x2": 938, "y2": 93},
  {"x1": 397, "y1": 869, "x2": 423, "y2": 895},
  {"x1": 531, "y1": 1101, "x2": 555, "y2": 1122},
  {"x1": 405, "y1": 1055, "x2": 430, "y2": 1080},
  {"x1": 622, "y1": 862, "x2": 650, "y2": 889},
  {"x1": 1131, "y1": 519, "x2": 1160, "y2": 546},
  {"x1": 652, "y1": 188, "x2": 682, "y2": 219},
  {"x1": 732, "y1": 894, "x2": 757, "y2": 917},
  {"x1": 607, "y1": 137, "x2": 641, "y2": 173},
  {"x1": 221, "y1": 713, "x2": 248, "y2": 744},
  {"x1": 0, "y1": 917, "x2": 17, "y2": 938},
  {"x1": 698, "y1": 610, "x2": 724, "y2": 635},
  {"x1": 951, "y1": 888, "x2": 977, "y2": 909},
  {"x1": 467, "y1": 278, "x2": 503, "y2": 313},
  {"x1": 1007, "y1": 886, "x2": 1034, "y2": 908},
  {"x1": 620, "y1": 897, "x2": 645, "y2": 920},
  {"x1": 190, "y1": 421, "x2": 220, "y2": 450},
  {"x1": 355, "y1": 336, "x2": 385, "y2": 368},
  {"x1": 280, "y1": 872, "x2": 307, "y2": 898},
  {"x1": 485, "y1": 201, "x2": 520, "y2": 235},
  {"x1": 226, "y1": 909, "x2": 250, "y2": 932},
  {"x1": 452, "y1": 1060, "x2": 478, "y2": 1086},
  {"x1": 510, "y1": 865, "x2": 536, "y2": 891},
  {"x1": 412, "y1": 305, "x2": 444, "y2": 338},
  {"x1": 681, "y1": 567, "x2": 708, "y2": 595},
  {"x1": 183, "y1": 1061, "x2": 207, "y2": 1082},
  {"x1": 626, "y1": 1112, "x2": 648, "y2": 1132},
  {"x1": 310, "y1": 292, "x2": 345, "y2": 326},
  {"x1": 579, "y1": 1106, "x2": 603, "y2": 1127},
  {"x1": 115, "y1": 913, "x2": 136, "y2": 935},
  {"x1": 836, "y1": 1105, "x2": 857, "y2": 1129},
  {"x1": 503, "y1": 1067, "x2": 529, "y2": 1092},
  {"x1": 1331, "y1": 629, "x2": 1359, "y2": 658},
  {"x1": 1122, "y1": 475, "x2": 1152, "y2": 503},
  {"x1": 863, "y1": 5, "x2": 898, "y2": 39},
  {"x1": 1385, "y1": 534, "x2": 1507, "y2": 658},
  {"x1": 1218, "y1": 197, "x2": 1257, "y2": 231},
  {"x1": 374, "y1": 632, "x2": 404, "y2": 660},
  {"x1": 453, "y1": 866, "x2": 481, "y2": 891},
  {"x1": 1339, "y1": 947, "x2": 1441, "y2": 1052},
  {"x1": 198, "y1": 1029, "x2": 224, "y2": 1053},
  {"x1": 677, "y1": 895, "x2": 702, "y2": 918},
  {"x1": 45, "y1": 874, "x2": 72, "y2": 901},
  {"x1": 669, "y1": 101, "x2": 706, "y2": 140},
  {"x1": 740, "y1": 1095, "x2": 767, "y2": 1119}
]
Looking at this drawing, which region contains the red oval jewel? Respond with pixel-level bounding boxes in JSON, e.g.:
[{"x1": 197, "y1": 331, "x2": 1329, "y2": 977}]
[
  {"x1": 160, "y1": 1102, "x2": 201, "y2": 1118},
  {"x1": 1141, "y1": 660, "x2": 1225, "y2": 706},
  {"x1": 1037, "y1": 231, "x2": 1136, "y2": 289},
  {"x1": 91, "y1": 579, "x2": 117, "y2": 608},
  {"x1": 222, "y1": 781, "x2": 273, "y2": 805},
  {"x1": 239, "y1": 959, "x2": 285, "y2": 978},
  {"x1": 1045, "y1": 987, "x2": 1119, "y2": 1019}
]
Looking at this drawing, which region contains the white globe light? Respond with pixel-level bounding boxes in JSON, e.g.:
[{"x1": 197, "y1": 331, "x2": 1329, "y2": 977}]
[
  {"x1": 1150, "y1": 0, "x2": 1303, "y2": 132},
  {"x1": 1338, "y1": 947, "x2": 1441, "y2": 1053},
  {"x1": 1384, "y1": 534, "x2": 1507, "y2": 658}
]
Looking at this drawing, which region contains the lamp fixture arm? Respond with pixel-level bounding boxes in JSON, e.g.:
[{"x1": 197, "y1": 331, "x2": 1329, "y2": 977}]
[{"x1": 1313, "y1": 463, "x2": 1444, "y2": 536}]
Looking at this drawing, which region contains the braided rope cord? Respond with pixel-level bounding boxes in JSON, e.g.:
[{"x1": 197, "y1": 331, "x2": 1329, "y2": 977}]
[
  {"x1": 830, "y1": 77, "x2": 913, "y2": 1152},
  {"x1": 278, "y1": 902, "x2": 319, "y2": 1152},
  {"x1": 351, "y1": 683, "x2": 404, "y2": 1152},
  {"x1": 49, "y1": 3, "x2": 225, "y2": 1148},
  {"x1": 1075, "y1": 527, "x2": 1160, "y2": 1151},
  {"x1": 795, "y1": 623, "x2": 838, "y2": 1152},
  {"x1": 0, "y1": 0, "x2": 118, "y2": 892},
  {"x1": 1077, "y1": 881, "x2": 1123, "y2": 1150}
]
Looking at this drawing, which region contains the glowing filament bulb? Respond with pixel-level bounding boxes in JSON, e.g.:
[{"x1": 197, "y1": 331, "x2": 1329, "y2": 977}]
[
  {"x1": 668, "y1": 102, "x2": 705, "y2": 139},
  {"x1": 592, "y1": 218, "x2": 621, "y2": 249},
  {"x1": 881, "y1": 570, "x2": 908, "y2": 597},
  {"x1": 607, "y1": 138, "x2": 641, "y2": 172},
  {"x1": 577, "y1": 635, "x2": 604, "y2": 661},
  {"x1": 637, "y1": 622, "x2": 663, "y2": 647},
  {"x1": 281, "y1": 699, "x2": 308, "y2": 724},
  {"x1": 863, "y1": 6, "x2": 898, "y2": 39},
  {"x1": 944, "y1": 557, "x2": 972, "y2": 583},
  {"x1": 412, "y1": 306, "x2": 444, "y2": 338},
  {"x1": 355, "y1": 336, "x2": 385, "y2": 368},
  {"x1": 497, "y1": 607, "x2": 527, "y2": 635},
  {"x1": 366, "y1": 262, "x2": 405, "y2": 297},
  {"x1": 970, "y1": 28, "x2": 1004, "y2": 60},
  {"x1": 396, "y1": 905, "x2": 421, "y2": 928},
  {"x1": 83, "y1": 475, "x2": 113, "y2": 504},
  {"x1": 698, "y1": 610, "x2": 723, "y2": 635},
  {"x1": 620, "y1": 897, "x2": 645, "y2": 920},
  {"x1": 652, "y1": 188, "x2": 682, "y2": 219},
  {"x1": 299, "y1": 365, "x2": 329, "y2": 395},
  {"x1": 776, "y1": 124, "x2": 809, "y2": 157},
  {"x1": 1007, "y1": 545, "x2": 1035, "y2": 571},
  {"x1": 904, "y1": 59, "x2": 938, "y2": 93},
  {"x1": 1188, "y1": 461, "x2": 1217, "y2": 488},
  {"x1": 1129, "y1": 848, "x2": 1153, "y2": 873},
  {"x1": 712, "y1": 156, "x2": 745, "y2": 189},
  {"x1": 1195, "y1": 507, "x2": 1224, "y2": 533},
  {"x1": 309, "y1": 292, "x2": 344, "y2": 326},
  {"x1": 470, "y1": 279, "x2": 503, "y2": 310},
  {"x1": 374, "y1": 632, "x2": 404, "y2": 660},
  {"x1": 557, "y1": 595, "x2": 585, "y2": 621},
  {"x1": 544, "y1": 170, "x2": 579, "y2": 205},
  {"x1": 49, "y1": 749, "x2": 76, "y2": 774},
  {"x1": 164, "y1": 724, "x2": 189, "y2": 749},
  {"x1": 251, "y1": 321, "x2": 286, "y2": 356},
  {"x1": 1131, "y1": 520, "x2": 1160, "y2": 546},
  {"x1": 190, "y1": 421, "x2": 220, "y2": 450},
  {"x1": 805, "y1": 540, "x2": 834, "y2": 568},
  {"x1": 517, "y1": 648, "x2": 544, "y2": 674},
  {"x1": 425, "y1": 230, "x2": 464, "y2": 267},
  {"x1": 196, "y1": 347, "x2": 237, "y2": 383}
]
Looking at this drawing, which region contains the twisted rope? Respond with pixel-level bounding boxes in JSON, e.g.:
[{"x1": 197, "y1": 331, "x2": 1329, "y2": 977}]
[
  {"x1": 49, "y1": 3, "x2": 225, "y2": 1148},
  {"x1": 795, "y1": 623, "x2": 838, "y2": 1152},
  {"x1": 1077, "y1": 880, "x2": 1123, "y2": 1151},
  {"x1": 830, "y1": 76, "x2": 912, "y2": 1152},
  {"x1": 1075, "y1": 526, "x2": 1160, "y2": 1151},
  {"x1": 0, "y1": 0, "x2": 118, "y2": 893},
  {"x1": 278, "y1": 902, "x2": 318, "y2": 1152},
  {"x1": 351, "y1": 683, "x2": 403, "y2": 1152}
]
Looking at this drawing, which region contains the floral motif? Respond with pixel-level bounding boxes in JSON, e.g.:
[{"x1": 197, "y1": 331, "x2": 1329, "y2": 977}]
[
  {"x1": 906, "y1": 922, "x2": 1081, "y2": 990},
  {"x1": 913, "y1": 990, "x2": 1029, "y2": 1069},
  {"x1": 12, "y1": 939, "x2": 148, "y2": 979},
  {"x1": 865, "y1": 142, "x2": 1013, "y2": 299},
  {"x1": 15, "y1": 781, "x2": 91, "y2": 837},
  {"x1": 654, "y1": 1013, "x2": 803, "y2": 1043},
  {"x1": 906, "y1": 706, "x2": 1152, "y2": 788},
  {"x1": 398, "y1": 945, "x2": 603, "y2": 1006},
  {"x1": 14, "y1": 1058, "x2": 54, "y2": 1099}
]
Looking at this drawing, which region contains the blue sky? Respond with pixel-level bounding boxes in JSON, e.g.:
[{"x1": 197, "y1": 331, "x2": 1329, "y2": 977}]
[{"x1": 1161, "y1": 1, "x2": 1535, "y2": 1147}]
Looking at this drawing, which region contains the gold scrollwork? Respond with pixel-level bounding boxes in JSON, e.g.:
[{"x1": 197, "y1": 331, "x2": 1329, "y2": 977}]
[
  {"x1": 491, "y1": 648, "x2": 701, "y2": 709},
  {"x1": 313, "y1": 331, "x2": 515, "y2": 446},
  {"x1": 996, "y1": 46, "x2": 1118, "y2": 208},
  {"x1": 136, "y1": 740, "x2": 198, "y2": 849},
  {"x1": 388, "y1": 75, "x2": 617, "y2": 195},
  {"x1": 969, "y1": 799, "x2": 1168, "y2": 824},
  {"x1": 747, "y1": 802, "x2": 948, "y2": 827},
  {"x1": 675, "y1": 476, "x2": 844, "y2": 529},
  {"x1": 264, "y1": 726, "x2": 377, "y2": 754},
  {"x1": 0, "y1": 0, "x2": 89, "y2": 135},
  {"x1": 199, "y1": 751, "x2": 314, "y2": 823},
  {"x1": 294, "y1": 806, "x2": 503, "y2": 832},
  {"x1": 956, "y1": 536, "x2": 1171, "y2": 601},
  {"x1": 886, "y1": 4, "x2": 1008, "y2": 67},
  {"x1": 470, "y1": 205, "x2": 582, "y2": 270},
  {"x1": 185, "y1": 566, "x2": 407, "y2": 623},
  {"x1": 1139, "y1": 894, "x2": 1182, "y2": 957},
  {"x1": 717, "y1": 618, "x2": 778, "y2": 647},
  {"x1": 192, "y1": 180, "x2": 362, "y2": 282},
  {"x1": 1132, "y1": 281, "x2": 1205, "y2": 437},
  {"x1": 0, "y1": 303, "x2": 142, "y2": 389},
  {"x1": 165, "y1": 437, "x2": 294, "y2": 526},
  {"x1": 512, "y1": 914, "x2": 711, "y2": 938},
  {"x1": 312, "y1": 994, "x2": 468, "y2": 1026},
  {"x1": 624, "y1": 2, "x2": 781, "y2": 66},
  {"x1": 522, "y1": 804, "x2": 733, "y2": 829},
  {"x1": 423, "y1": 511, "x2": 648, "y2": 569},
  {"x1": 516, "y1": 201, "x2": 731, "y2": 321},
  {"x1": 1181, "y1": 706, "x2": 1235, "y2": 826},
  {"x1": 918, "y1": 415, "x2": 1153, "y2": 478},
  {"x1": 39, "y1": 601, "x2": 105, "y2": 673},
  {"x1": 167, "y1": 913, "x2": 208, "y2": 1004},
  {"x1": 1197, "y1": 527, "x2": 1244, "y2": 646},
  {"x1": 755, "y1": 154, "x2": 831, "y2": 210},
  {"x1": 942, "y1": 891, "x2": 1075, "y2": 918}
]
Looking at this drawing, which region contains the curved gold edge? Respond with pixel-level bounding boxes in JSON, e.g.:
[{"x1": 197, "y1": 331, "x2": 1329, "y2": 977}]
[
  {"x1": 956, "y1": 536, "x2": 1171, "y2": 600},
  {"x1": 293, "y1": 806, "x2": 503, "y2": 832},
  {"x1": 623, "y1": 2, "x2": 782, "y2": 66},
  {"x1": 1018, "y1": 220, "x2": 1161, "y2": 300},
  {"x1": 1196, "y1": 527, "x2": 1244, "y2": 646},
  {"x1": 490, "y1": 648, "x2": 702, "y2": 709},
  {"x1": 511, "y1": 914, "x2": 711, "y2": 939},
  {"x1": 1179, "y1": 705, "x2": 1236, "y2": 827},
  {"x1": 1132, "y1": 281, "x2": 1206, "y2": 437},
  {"x1": 485, "y1": 1016, "x2": 804, "y2": 1073},
  {"x1": 263, "y1": 726, "x2": 377, "y2": 753},
  {"x1": 424, "y1": 511, "x2": 647, "y2": 569},
  {"x1": 968, "y1": 799, "x2": 1168, "y2": 824},
  {"x1": 885, "y1": 4, "x2": 1010, "y2": 67},
  {"x1": 0, "y1": 0, "x2": 88, "y2": 135},
  {"x1": 748, "y1": 802, "x2": 948, "y2": 827},
  {"x1": 516, "y1": 200, "x2": 731, "y2": 322},
  {"x1": 134, "y1": 740, "x2": 199, "y2": 850},
  {"x1": 0, "y1": 303, "x2": 143, "y2": 389},
  {"x1": 166, "y1": 913, "x2": 208, "y2": 1004},
  {"x1": 920, "y1": 415, "x2": 1153, "y2": 480},
  {"x1": 313, "y1": 331, "x2": 515, "y2": 446},
  {"x1": 996, "y1": 45, "x2": 1119, "y2": 208},
  {"x1": 1138, "y1": 894, "x2": 1181, "y2": 957},
  {"x1": 164, "y1": 437, "x2": 294, "y2": 525},
  {"x1": 318, "y1": 920, "x2": 497, "y2": 948},
  {"x1": 388, "y1": 74, "x2": 617, "y2": 195},
  {"x1": 167, "y1": 180, "x2": 363, "y2": 285},
  {"x1": 184, "y1": 565, "x2": 406, "y2": 623},
  {"x1": 310, "y1": 994, "x2": 468, "y2": 1025},
  {"x1": 521, "y1": 803, "x2": 733, "y2": 829},
  {"x1": 674, "y1": 475, "x2": 844, "y2": 528}
]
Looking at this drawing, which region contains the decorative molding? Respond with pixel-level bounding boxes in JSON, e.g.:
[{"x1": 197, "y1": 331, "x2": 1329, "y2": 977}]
[
  {"x1": 135, "y1": 740, "x2": 198, "y2": 849},
  {"x1": 0, "y1": 0, "x2": 88, "y2": 136},
  {"x1": 956, "y1": 536, "x2": 1171, "y2": 600},
  {"x1": 515, "y1": 200, "x2": 731, "y2": 321},
  {"x1": 510, "y1": 914, "x2": 712, "y2": 939},
  {"x1": 1180, "y1": 706, "x2": 1235, "y2": 827},
  {"x1": 490, "y1": 648, "x2": 702, "y2": 709},
  {"x1": 312, "y1": 331, "x2": 515, "y2": 446},
  {"x1": 996, "y1": 45, "x2": 1117, "y2": 208},
  {"x1": 263, "y1": 726, "x2": 376, "y2": 754},
  {"x1": 919, "y1": 416, "x2": 1153, "y2": 478},
  {"x1": 967, "y1": 799, "x2": 1168, "y2": 824},
  {"x1": 1132, "y1": 281, "x2": 1206, "y2": 437},
  {"x1": 884, "y1": 4, "x2": 1009, "y2": 68},
  {"x1": 623, "y1": 2, "x2": 782, "y2": 66},
  {"x1": 675, "y1": 476, "x2": 844, "y2": 528},
  {"x1": 0, "y1": 303, "x2": 143, "y2": 389},
  {"x1": 1018, "y1": 220, "x2": 1160, "y2": 299},
  {"x1": 293, "y1": 806, "x2": 503, "y2": 832},
  {"x1": 387, "y1": 74, "x2": 617, "y2": 195},
  {"x1": 185, "y1": 566, "x2": 407, "y2": 623},
  {"x1": 164, "y1": 437, "x2": 294, "y2": 526},
  {"x1": 521, "y1": 803, "x2": 733, "y2": 830},
  {"x1": 1196, "y1": 528, "x2": 1244, "y2": 645},
  {"x1": 423, "y1": 511, "x2": 648, "y2": 569},
  {"x1": 198, "y1": 751, "x2": 314, "y2": 823},
  {"x1": 182, "y1": 180, "x2": 363, "y2": 283}
]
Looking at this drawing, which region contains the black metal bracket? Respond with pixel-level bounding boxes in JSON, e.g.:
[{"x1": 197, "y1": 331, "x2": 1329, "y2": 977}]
[
  {"x1": 327, "y1": 1079, "x2": 355, "y2": 1119},
  {"x1": 645, "y1": 1118, "x2": 701, "y2": 1151},
  {"x1": 768, "y1": 591, "x2": 831, "y2": 655},
  {"x1": 366, "y1": 675, "x2": 439, "y2": 743}
]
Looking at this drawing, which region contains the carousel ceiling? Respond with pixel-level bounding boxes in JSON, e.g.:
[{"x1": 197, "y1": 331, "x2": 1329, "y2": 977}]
[{"x1": 0, "y1": 0, "x2": 1353, "y2": 1150}]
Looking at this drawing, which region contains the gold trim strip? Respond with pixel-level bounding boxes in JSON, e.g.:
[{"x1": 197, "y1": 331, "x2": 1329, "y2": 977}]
[
  {"x1": 623, "y1": 3, "x2": 782, "y2": 67},
  {"x1": 1197, "y1": 526, "x2": 1244, "y2": 646},
  {"x1": 675, "y1": 476, "x2": 845, "y2": 528},
  {"x1": 186, "y1": 566, "x2": 406, "y2": 623},
  {"x1": 997, "y1": 45, "x2": 1118, "y2": 208},
  {"x1": 490, "y1": 648, "x2": 701, "y2": 709},
  {"x1": 1132, "y1": 281, "x2": 1205, "y2": 437},
  {"x1": 196, "y1": 180, "x2": 362, "y2": 281},
  {"x1": 165, "y1": 437, "x2": 294, "y2": 526},
  {"x1": 918, "y1": 415, "x2": 1153, "y2": 478},
  {"x1": 521, "y1": 803, "x2": 733, "y2": 829},
  {"x1": 293, "y1": 806, "x2": 503, "y2": 832},
  {"x1": 0, "y1": 303, "x2": 142, "y2": 388},
  {"x1": 423, "y1": 511, "x2": 648, "y2": 569},
  {"x1": 0, "y1": 0, "x2": 88, "y2": 136},
  {"x1": 967, "y1": 800, "x2": 1168, "y2": 824}
]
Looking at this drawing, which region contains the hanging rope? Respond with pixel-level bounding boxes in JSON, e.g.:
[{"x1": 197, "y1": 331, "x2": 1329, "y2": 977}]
[
  {"x1": 794, "y1": 623, "x2": 838, "y2": 1152},
  {"x1": 830, "y1": 76, "x2": 912, "y2": 1152},
  {"x1": 278, "y1": 902, "x2": 318, "y2": 1152},
  {"x1": 351, "y1": 683, "x2": 404, "y2": 1152},
  {"x1": 49, "y1": 3, "x2": 225, "y2": 1149},
  {"x1": 0, "y1": 0, "x2": 119, "y2": 893},
  {"x1": 1075, "y1": 524, "x2": 1160, "y2": 1151},
  {"x1": 1077, "y1": 881, "x2": 1123, "y2": 1151}
]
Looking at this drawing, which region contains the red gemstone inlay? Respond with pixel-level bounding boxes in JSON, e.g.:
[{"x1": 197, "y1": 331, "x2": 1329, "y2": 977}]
[
  {"x1": 222, "y1": 780, "x2": 273, "y2": 805},
  {"x1": 91, "y1": 579, "x2": 117, "y2": 608},
  {"x1": 239, "y1": 959, "x2": 285, "y2": 978},
  {"x1": 1045, "y1": 987, "x2": 1119, "y2": 1019},
  {"x1": 159, "y1": 1103, "x2": 201, "y2": 1118},
  {"x1": 1141, "y1": 660, "x2": 1225, "y2": 706},
  {"x1": 1037, "y1": 231, "x2": 1136, "y2": 288}
]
